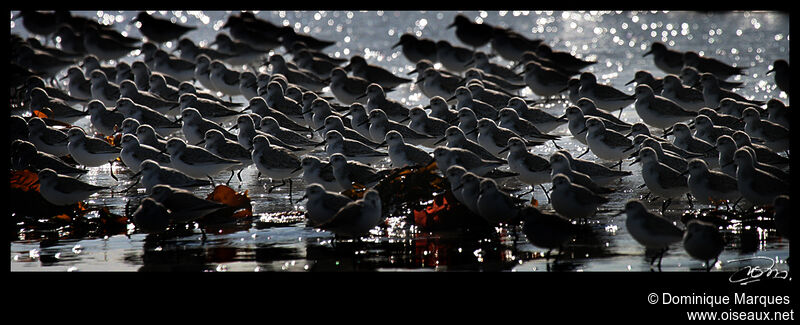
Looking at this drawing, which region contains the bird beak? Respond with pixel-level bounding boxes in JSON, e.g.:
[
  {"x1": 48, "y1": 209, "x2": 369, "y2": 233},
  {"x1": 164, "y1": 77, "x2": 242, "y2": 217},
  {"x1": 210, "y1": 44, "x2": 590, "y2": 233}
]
[
  {"x1": 446, "y1": 95, "x2": 456, "y2": 102},
  {"x1": 433, "y1": 137, "x2": 446, "y2": 145},
  {"x1": 355, "y1": 92, "x2": 367, "y2": 100},
  {"x1": 704, "y1": 145, "x2": 718, "y2": 153},
  {"x1": 341, "y1": 111, "x2": 352, "y2": 117},
  {"x1": 628, "y1": 156, "x2": 641, "y2": 166},
  {"x1": 229, "y1": 124, "x2": 239, "y2": 131},
  {"x1": 624, "y1": 131, "x2": 633, "y2": 137},
  {"x1": 447, "y1": 22, "x2": 456, "y2": 29},
  {"x1": 464, "y1": 59, "x2": 474, "y2": 67},
  {"x1": 498, "y1": 146, "x2": 510, "y2": 154},
  {"x1": 356, "y1": 119, "x2": 369, "y2": 127},
  {"x1": 301, "y1": 109, "x2": 312, "y2": 115},
  {"x1": 720, "y1": 161, "x2": 733, "y2": 169},
  {"x1": 679, "y1": 170, "x2": 688, "y2": 177},
  {"x1": 295, "y1": 193, "x2": 308, "y2": 203},
  {"x1": 642, "y1": 49, "x2": 653, "y2": 57},
  {"x1": 374, "y1": 141, "x2": 386, "y2": 149},
  {"x1": 625, "y1": 79, "x2": 635, "y2": 86},
  {"x1": 452, "y1": 183, "x2": 463, "y2": 191},
  {"x1": 415, "y1": 77, "x2": 426, "y2": 84},
  {"x1": 391, "y1": 40, "x2": 402, "y2": 49},
  {"x1": 407, "y1": 68, "x2": 418, "y2": 76},
  {"x1": 613, "y1": 210, "x2": 626, "y2": 217},
  {"x1": 315, "y1": 140, "x2": 327, "y2": 147},
  {"x1": 398, "y1": 116, "x2": 410, "y2": 124},
  {"x1": 556, "y1": 114, "x2": 567, "y2": 120},
  {"x1": 623, "y1": 144, "x2": 635, "y2": 153},
  {"x1": 464, "y1": 128, "x2": 477, "y2": 136},
  {"x1": 766, "y1": 68, "x2": 775, "y2": 75},
  {"x1": 290, "y1": 166, "x2": 302, "y2": 174},
  {"x1": 196, "y1": 139, "x2": 206, "y2": 146},
  {"x1": 313, "y1": 125, "x2": 326, "y2": 132},
  {"x1": 576, "y1": 127, "x2": 587, "y2": 134},
  {"x1": 58, "y1": 75, "x2": 69, "y2": 81},
  {"x1": 342, "y1": 63, "x2": 352, "y2": 71}
]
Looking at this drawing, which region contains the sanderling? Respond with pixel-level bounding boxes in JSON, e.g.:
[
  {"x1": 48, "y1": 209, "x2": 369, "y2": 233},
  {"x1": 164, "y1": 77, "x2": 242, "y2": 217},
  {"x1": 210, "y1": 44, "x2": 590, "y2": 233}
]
[
  {"x1": 684, "y1": 159, "x2": 739, "y2": 205},
  {"x1": 26, "y1": 117, "x2": 70, "y2": 157},
  {"x1": 132, "y1": 11, "x2": 196, "y2": 44},
  {"x1": 209, "y1": 60, "x2": 242, "y2": 100},
  {"x1": 299, "y1": 184, "x2": 353, "y2": 227},
  {"x1": 498, "y1": 137, "x2": 551, "y2": 194},
  {"x1": 433, "y1": 146, "x2": 505, "y2": 178},
  {"x1": 323, "y1": 130, "x2": 388, "y2": 165},
  {"x1": 12, "y1": 140, "x2": 86, "y2": 177},
  {"x1": 81, "y1": 55, "x2": 117, "y2": 80},
  {"x1": 367, "y1": 109, "x2": 436, "y2": 148},
  {"x1": 477, "y1": 178, "x2": 524, "y2": 225},
  {"x1": 507, "y1": 97, "x2": 568, "y2": 133},
  {"x1": 451, "y1": 172, "x2": 482, "y2": 214},
  {"x1": 565, "y1": 105, "x2": 625, "y2": 146},
  {"x1": 116, "y1": 98, "x2": 181, "y2": 136},
  {"x1": 625, "y1": 70, "x2": 664, "y2": 94},
  {"x1": 741, "y1": 107, "x2": 790, "y2": 152},
  {"x1": 164, "y1": 137, "x2": 241, "y2": 180},
  {"x1": 149, "y1": 184, "x2": 228, "y2": 224},
  {"x1": 621, "y1": 200, "x2": 683, "y2": 267},
  {"x1": 329, "y1": 153, "x2": 389, "y2": 190},
  {"x1": 520, "y1": 205, "x2": 576, "y2": 259},
  {"x1": 693, "y1": 115, "x2": 736, "y2": 146},
  {"x1": 247, "y1": 97, "x2": 311, "y2": 133},
  {"x1": 317, "y1": 115, "x2": 377, "y2": 147},
  {"x1": 28, "y1": 87, "x2": 88, "y2": 124},
  {"x1": 767, "y1": 59, "x2": 790, "y2": 94},
  {"x1": 671, "y1": 123, "x2": 718, "y2": 164},
  {"x1": 498, "y1": 108, "x2": 560, "y2": 143},
  {"x1": 730, "y1": 148, "x2": 789, "y2": 206},
  {"x1": 683, "y1": 219, "x2": 725, "y2": 271},
  {"x1": 24, "y1": 75, "x2": 87, "y2": 106},
  {"x1": 765, "y1": 99, "x2": 790, "y2": 130},
  {"x1": 134, "y1": 124, "x2": 167, "y2": 152},
  {"x1": 550, "y1": 173, "x2": 609, "y2": 221},
  {"x1": 407, "y1": 107, "x2": 450, "y2": 138},
  {"x1": 294, "y1": 49, "x2": 337, "y2": 79},
  {"x1": 632, "y1": 147, "x2": 690, "y2": 212},
  {"x1": 316, "y1": 189, "x2": 383, "y2": 238},
  {"x1": 306, "y1": 97, "x2": 350, "y2": 133},
  {"x1": 633, "y1": 84, "x2": 696, "y2": 130},
  {"x1": 15, "y1": 45, "x2": 75, "y2": 79},
  {"x1": 119, "y1": 133, "x2": 171, "y2": 174},
  {"x1": 178, "y1": 93, "x2": 240, "y2": 123},
  {"x1": 153, "y1": 50, "x2": 196, "y2": 83},
  {"x1": 415, "y1": 67, "x2": 461, "y2": 102},
  {"x1": 118, "y1": 80, "x2": 178, "y2": 115},
  {"x1": 346, "y1": 55, "x2": 411, "y2": 89},
  {"x1": 361, "y1": 83, "x2": 410, "y2": 122},
  {"x1": 679, "y1": 66, "x2": 743, "y2": 90},
  {"x1": 550, "y1": 152, "x2": 613, "y2": 194},
  {"x1": 642, "y1": 42, "x2": 684, "y2": 75},
  {"x1": 192, "y1": 54, "x2": 216, "y2": 91},
  {"x1": 714, "y1": 135, "x2": 738, "y2": 178},
  {"x1": 701, "y1": 73, "x2": 764, "y2": 108},
  {"x1": 201, "y1": 129, "x2": 252, "y2": 183},
  {"x1": 148, "y1": 74, "x2": 180, "y2": 102},
  {"x1": 300, "y1": 156, "x2": 344, "y2": 192},
  {"x1": 278, "y1": 25, "x2": 336, "y2": 51},
  {"x1": 381, "y1": 130, "x2": 433, "y2": 168},
  {"x1": 237, "y1": 71, "x2": 259, "y2": 101},
  {"x1": 450, "y1": 86, "x2": 499, "y2": 120},
  {"x1": 66, "y1": 127, "x2": 120, "y2": 167},
  {"x1": 64, "y1": 67, "x2": 93, "y2": 101},
  {"x1": 466, "y1": 79, "x2": 523, "y2": 109},
  {"x1": 260, "y1": 116, "x2": 322, "y2": 150},
  {"x1": 437, "y1": 126, "x2": 506, "y2": 163},
  {"x1": 82, "y1": 26, "x2": 138, "y2": 61},
  {"x1": 392, "y1": 33, "x2": 439, "y2": 64},
  {"x1": 445, "y1": 166, "x2": 468, "y2": 203},
  {"x1": 697, "y1": 107, "x2": 745, "y2": 131},
  {"x1": 468, "y1": 51, "x2": 524, "y2": 84},
  {"x1": 114, "y1": 61, "x2": 134, "y2": 88},
  {"x1": 131, "y1": 197, "x2": 171, "y2": 233},
  {"x1": 455, "y1": 108, "x2": 479, "y2": 142},
  {"x1": 490, "y1": 28, "x2": 542, "y2": 62},
  {"x1": 475, "y1": 118, "x2": 543, "y2": 157},
  {"x1": 37, "y1": 168, "x2": 108, "y2": 206},
  {"x1": 222, "y1": 15, "x2": 282, "y2": 52},
  {"x1": 435, "y1": 40, "x2": 476, "y2": 73},
  {"x1": 556, "y1": 149, "x2": 631, "y2": 186},
  {"x1": 576, "y1": 98, "x2": 632, "y2": 128},
  {"x1": 578, "y1": 72, "x2": 635, "y2": 113},
  {"x1": 136, "y1": 159, "x2": 211, "y2": 193},
  {"x1": 346, "y1": 103, "x2": 374, "y2": 141},
  {"x1": 447, "y1": 14, "x2": 494, "y2": 49},
  {"x1": 329, "y1": 68, "x2": 371, "y2": 105},
  {"x1": 89, "y1": 70, "x2": 121, "y2": 107},
  {"x1": 731, "y1": 131, "x2": 790, "y2": 168},
  {"x1": 176, "y1": 37, "x2": 234, "y2": 63},
  {"x1": 683, "y1": 51, "x2": 746, "y2": 81},
  {"x1": 635, "y1": 136, "x2": 690, "y2": 172},
  {"x1": 209, "y1": 33, "x2": 269, "y2": 67},
  {"x1": 267, "y1": 54, "x2": 328, "y2": 92},
  {"x1": 464, "y1": 68, "x2": 527, "y2": 95},
  {"x1": 536, "y1": 43, "x2": 596, "y2": 72},
  {"x1": 661, "y1": 75, "x2": 705, "y2": 112},
  {"x1": 132, "y1": 61, "x2": 181, "y2": 92},
  {"x1": 520, "y1": 61, "x2": 571, "y2": 98},
  {"x1": 582, "y1": 117, "x2": 635, "y2": 163},
  {"x1": 426, "y1": 96, "x2": 459, "y2": 123}
]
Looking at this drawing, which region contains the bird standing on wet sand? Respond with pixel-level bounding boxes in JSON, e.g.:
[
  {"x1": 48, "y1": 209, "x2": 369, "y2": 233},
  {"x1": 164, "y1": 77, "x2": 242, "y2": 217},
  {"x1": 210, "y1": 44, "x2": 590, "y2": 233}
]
[
  {"x1": 36, "y1": 168, "x2": 109, "y2": 206},
  {"x1": 447, "y1": 14, "x2": 495, "y2": 50},
  {"x1": 132, "y1": 11, "x2": 197, "y2": 44},
  {"x1": 346, "y1": 55, "x2": 412, "y2": 89},
  {"x1": 621, "y1": 200, "x2": 683, "y2": 268},
  {"x1": 642, "y1": 42, "x2": 684, "y2": 75}
]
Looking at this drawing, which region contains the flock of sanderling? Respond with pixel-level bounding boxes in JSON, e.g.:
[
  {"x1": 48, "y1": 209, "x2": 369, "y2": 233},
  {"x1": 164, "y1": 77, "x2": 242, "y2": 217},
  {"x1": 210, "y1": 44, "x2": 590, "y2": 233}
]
[{"x1": 10, "y1": 11, "x2": 790, "y2": 270}]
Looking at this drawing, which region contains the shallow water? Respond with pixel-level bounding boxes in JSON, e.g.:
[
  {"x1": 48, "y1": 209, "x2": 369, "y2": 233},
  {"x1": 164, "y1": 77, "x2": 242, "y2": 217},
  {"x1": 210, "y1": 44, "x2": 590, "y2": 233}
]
[{"x1": 9, "y1": 10, "x2": 790, "y2": 272}]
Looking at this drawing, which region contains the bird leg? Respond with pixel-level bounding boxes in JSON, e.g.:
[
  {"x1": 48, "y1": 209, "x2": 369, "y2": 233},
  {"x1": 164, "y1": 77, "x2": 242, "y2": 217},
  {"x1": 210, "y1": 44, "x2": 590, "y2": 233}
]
[
  {"x1": 226, "y1": 170, "x2": 235, "y2": 185},
  {"x1": 686, "y1": 193, "x2": 694, "y2": 210},
  {"x1": 539, "y1": 184, "x2": 551, "y2": 203},
  {"x1": 108, "y1": 160, "x2": 118, "y2": 181},
  {"x1": 517, "y1": 186, "x2": 536, "y2": 198},
  {"x1": 237, "y1": 169, "x2": 244, "y2": 183},
  {"x1": 551, "y1": 140, "x2": 562, "y2": 150},
  {"x1": 267, "y1": 179, "x2": 287, "y2": 194},
  {"x1": 660, "y1": 198, "x2": 672, "y2": 214},
  {"x1": 576, "y1": 146, "x2": 591, "y2": 159}
]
